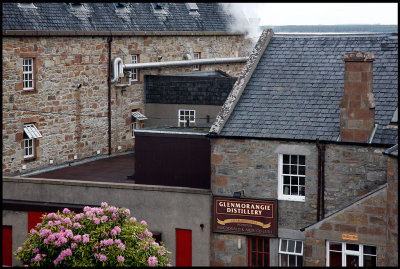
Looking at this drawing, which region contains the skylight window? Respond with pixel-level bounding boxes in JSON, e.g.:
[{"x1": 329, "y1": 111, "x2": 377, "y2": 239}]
[
  {"x1": 151, "y1": 3, "x2": 167, "y2": 13},
  {"x1": 18, "y1": 3, "x2": 36, "y2": 8},
  {"x1": 114, "y1": 3, "x2": 128, "y2": 13},
  {"x1": 70, "y1": 3, "x2": 86, "y2": 10},
  {"x1": 186, "y1": 3, "x2": 198, "y2": 12}
]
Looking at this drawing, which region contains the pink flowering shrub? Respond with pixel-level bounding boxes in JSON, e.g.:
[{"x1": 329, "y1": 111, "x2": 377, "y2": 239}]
[{"x1": 15, "y1": 203, "x2": 171, "y2": 267}]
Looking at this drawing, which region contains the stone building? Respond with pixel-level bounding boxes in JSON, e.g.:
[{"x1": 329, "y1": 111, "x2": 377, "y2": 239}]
[
  {"x1": 2, "y1": 2, "x2": 251, "y2": 176},
  {"x1": 208, "y1": 30, "x2": 398, "y2": 266}
]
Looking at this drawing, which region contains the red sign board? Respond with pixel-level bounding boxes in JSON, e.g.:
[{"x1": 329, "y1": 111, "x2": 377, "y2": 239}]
[{"x1": 213, "y1": 197, "x2": 277, "y2": 237}]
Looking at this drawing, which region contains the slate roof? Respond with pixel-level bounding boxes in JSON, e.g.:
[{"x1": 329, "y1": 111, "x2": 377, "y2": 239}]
[
  {"x1": 220, "y1": 33, "x2": 398, "y2": 145},
  {"x1": 2, "y1": 3, "x2": 236, "y2": 32},
  {"x1": 145, "y1": 75, "x2": 236, "y2": 105}
]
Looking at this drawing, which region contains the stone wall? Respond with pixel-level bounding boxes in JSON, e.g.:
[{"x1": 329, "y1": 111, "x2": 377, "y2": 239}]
[
  {"x1": 385, "y1": 155, "x2": 398, "y2": 266},
  {"x1": 210, "y1": 137, "x2": 389, "y2": 265},
  {"x1": 304, "y1": 186, "x2": 388, "y2": 266},
  {"x1": 2, "y1": 34, "x2": 251, "y2": 175}
]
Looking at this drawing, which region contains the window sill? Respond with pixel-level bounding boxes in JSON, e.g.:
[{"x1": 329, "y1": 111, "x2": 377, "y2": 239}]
[
  {"x1": 21, "y1": 89, "x2": 37, "y2": 94},
  {"x1": 23, "y1": 157, "x2": 37, "y2": 162},
  {"x1": 278, "y1": 195, "x2": 305, "y2": 202}
]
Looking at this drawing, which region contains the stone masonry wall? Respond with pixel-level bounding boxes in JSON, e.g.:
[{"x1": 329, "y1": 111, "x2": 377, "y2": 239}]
[
  {"x1": 304, "y1": 187, "x2": 388, "y2": 266},
  {"x1": 324, "y1": 144, "x2": 387, "y2": 215},
  {"x1": 385, "y1": 155, "x2": 398, "y2": 266},
  {"x1": 2, "y1": 34, "x2": 250, "y2": 175},
  {"x1": 210, "y1": 137, "x2": 389, "y2": 266}
]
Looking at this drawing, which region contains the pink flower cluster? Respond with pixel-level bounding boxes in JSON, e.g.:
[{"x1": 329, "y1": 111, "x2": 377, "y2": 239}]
[
  {"x1": 148, "y1": 256, "x2": 158, "y2": 267},
  {"x1": 94, "y1": 253, "x2": 107, "y2": 262},
  {"x1": 54, "y1": 248, "x2": 72, "y2": 265},
  {"x1": 100, "y1": 238, "x2": 113, "y2": 247},
  {"x1": 144, "y1": 229, "x2": 153, "y2": 238},
  {"x1": 117, "y1": 256, "x2": 125, "y2": 263},
  {"x1": 110, "y1": 226, "x2": 121, "y2": 236}
]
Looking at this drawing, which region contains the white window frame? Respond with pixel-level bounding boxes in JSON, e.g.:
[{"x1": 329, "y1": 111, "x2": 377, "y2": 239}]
[
  {"x1": 193, "y1": 52, "x2": 200, "y2": 70},
  {"x1": 326, "y1": 241, "x2": 377, "y2": 267},
  {"x1": 131, "y1": 118, "x2": 139, "y2": 138},
  {"x1": 278, "y1": 154, "x2": 306, "y2": 202},
  {"x1": 23, "y1": 123, "x2": 42, "y2": 158},
  {"x1": 24, "y1": 137, "x2": 34, "y2": 158},
  {"x1": 178, "y1": 109, "x2": 195, "y2": 127},
  {"x1": 129, "y1": 55, "x2": 138, "y2": 83},
  {"x1": 23, "y1": 58, "x2": 34, "y2": 90},
  {"x1": 279, "y1": 239, "x2": 303, "y2": 267}
]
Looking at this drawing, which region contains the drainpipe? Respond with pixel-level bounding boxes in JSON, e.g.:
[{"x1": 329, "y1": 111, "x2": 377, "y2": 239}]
[
  {"x1": 316, "y1": 138, "x2": 326, "y2": 221},
  {"x1": 107, "y1": 36, "x2": 113, "y2": 155},
  {"x1": 321, "y1": 143, "x2": 325, "y2": 219},
  {"x1": 111, "y1": 57, "x2": 249, "y2": 83},
  {"x1": 316, "y1": 138, "x2": 321, "y2": 222}
]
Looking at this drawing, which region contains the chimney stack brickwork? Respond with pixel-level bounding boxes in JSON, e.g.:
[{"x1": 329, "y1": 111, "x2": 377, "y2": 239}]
[{"x1": 340, "y1": 51, "x2": 376, "y2": 142}]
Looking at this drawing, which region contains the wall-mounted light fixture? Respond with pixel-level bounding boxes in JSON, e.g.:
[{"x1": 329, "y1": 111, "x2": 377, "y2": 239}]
[
  {"x1": 233, "y1": 190, "x2": 244, "y2": 198},
  {"x1": 200, "y1": 224, "x2": 204, "y2": 231}
]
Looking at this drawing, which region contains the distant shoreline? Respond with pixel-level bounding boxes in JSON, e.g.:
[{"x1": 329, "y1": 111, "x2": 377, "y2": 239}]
[{"x1": 260, "y1": 24, "x2": 398, "y2": 33}]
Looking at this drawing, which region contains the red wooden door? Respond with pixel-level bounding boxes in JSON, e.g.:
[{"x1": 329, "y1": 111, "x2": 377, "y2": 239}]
[
  {"x1": 2, "y1": 226, "x2": 12, "y2": 266},
  {"x1": 176, "y1": 229, "x2": 192, "y2": 266},
  {"x1": 28, "y1": 211, "x2": 46, "y2": 232}
]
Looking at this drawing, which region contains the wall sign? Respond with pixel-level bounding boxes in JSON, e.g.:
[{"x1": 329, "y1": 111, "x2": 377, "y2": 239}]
[
  {"x1": 341, "y1": 233, "x2": 359, "y2": 241},
  {"x1": 213, "y1": 197, "x2": 277, "y2": 237}
]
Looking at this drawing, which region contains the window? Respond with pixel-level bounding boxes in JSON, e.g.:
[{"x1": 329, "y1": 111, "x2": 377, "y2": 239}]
[
  {"x1": 131, "y1": 110, "x2": 148, "y2": 138},
  {"x1": 23, "y1": 123, "x2": 42, "y2": 159},
  {"x1": 278, "y1": 154, "x2": 306, "y2": 202},
  {"x1": 193, "y1": 52, "x2": 200, "y2": 70},
  {"x1": 129, "y1": 55, "x2": 139, "y2": 83},
  {"x1": 178, "y1": 109, "x2": 195, "y2": 127},
  {"x1": 248, "y1": 236, "x2": 269, "y2": 267},
  {"x1": 23, "y1": 58, "x2": 34, "y2": 90},
  {"x1": 279, "y1": 239, "x2": 303, "y2": 267},
  {"x1": 327, "y1": 241, "x2": 376, "y2": 267}
]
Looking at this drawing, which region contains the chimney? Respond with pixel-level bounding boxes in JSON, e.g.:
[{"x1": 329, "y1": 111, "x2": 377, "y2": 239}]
[{"x1": 340, "y1": 51, "x2": 376, "y2": 142}]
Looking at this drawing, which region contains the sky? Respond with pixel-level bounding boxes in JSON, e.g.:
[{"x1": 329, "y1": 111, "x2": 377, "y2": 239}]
[{"x1": 232, "y1": 3, "x2": 398, "y2": 26}]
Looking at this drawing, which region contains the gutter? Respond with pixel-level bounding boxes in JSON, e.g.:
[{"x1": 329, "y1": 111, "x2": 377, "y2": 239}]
[{"x1": 111, "y1": 57, "x2": 249, "y2": 83}]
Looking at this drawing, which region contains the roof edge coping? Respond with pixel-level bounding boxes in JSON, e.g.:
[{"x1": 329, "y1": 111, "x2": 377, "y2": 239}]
[{"x1": 209, "y1": 28, "x2": 274, "y2": 135}]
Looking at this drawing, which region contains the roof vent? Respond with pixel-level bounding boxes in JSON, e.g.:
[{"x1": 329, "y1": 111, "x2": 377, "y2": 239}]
[
  {"x1": 186, "y1": 3, "x2": 199, "y2": 14},
  {"x1": 18, "y1": 3, "x2": 36, "y2": 8},
  {"x1": 151, "y1": 3, "x2": 167, "y2": 13},
  {"x1": 390, "y1": 107, "x2": 398, "y2": 125},
  {"x1": 114, "y1": 3, "x2": 128, "y2": 12},
  {"x1": 70, "y1": 3, "x2": 86, "y2": 10}
]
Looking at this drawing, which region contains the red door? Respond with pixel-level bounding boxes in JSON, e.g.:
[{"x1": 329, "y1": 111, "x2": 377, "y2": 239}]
[
  {"x1": 2, "y1": 226, "x2": 12, "y2": 266},
  {"x1": 28, "y1": 211, "x2": 46, "y2": 232},
  {"x1": 176, "y1": 229, "x2": 192, "y2": 266}
]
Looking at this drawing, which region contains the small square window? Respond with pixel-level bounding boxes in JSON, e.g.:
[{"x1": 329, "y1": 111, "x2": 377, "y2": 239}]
[
  {"x1": 279, "y1": 239, "x2": 303, "y2": 267},
  {"x1": 178, "y1": 109, "x2": 195, "y2": 127}
]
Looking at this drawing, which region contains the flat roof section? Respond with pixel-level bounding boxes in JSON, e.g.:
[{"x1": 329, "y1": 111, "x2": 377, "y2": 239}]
[{"x1": 28, "y1": 153, "x2": 135, "y2": 184}]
